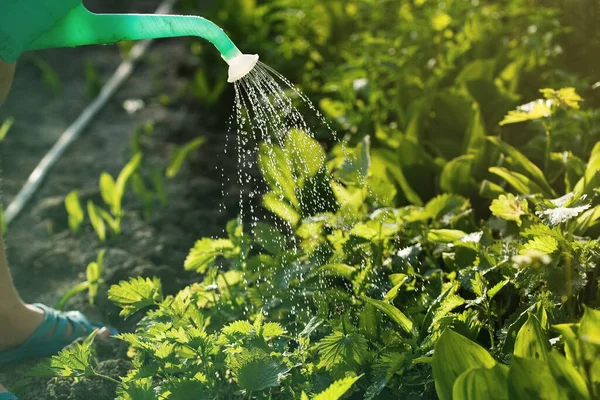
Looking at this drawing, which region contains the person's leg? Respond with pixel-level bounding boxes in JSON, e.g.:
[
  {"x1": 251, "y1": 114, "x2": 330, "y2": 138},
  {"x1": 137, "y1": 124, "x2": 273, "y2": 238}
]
[{"x1": 0, "y1": 59, "x2": 109, "y2": 353}]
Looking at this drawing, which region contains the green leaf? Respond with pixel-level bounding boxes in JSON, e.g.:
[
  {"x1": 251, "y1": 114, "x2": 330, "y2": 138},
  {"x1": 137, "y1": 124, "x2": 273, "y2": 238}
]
[
  {"x1": 115, "y1": 153, "x2": 142, "y2": 213},
  {"x1": 339, "y1": 136, "x2": 371, "y2": 185},
  {"x1": 489, "y1": 167, "x2": 548, "y2": 197},
  {"x1": 487, "y1": 137, "x2": 554, "y2": 196},
  {"x1": 440, "y1": 155, "x2": 477, "y2": 195},
  {"x1": 56, "y1": 281, "x2": 90, "y2": 311},
  {"x1": 121, "y1": 379, "x2": 157, "y2": 400},
  {"x1": 427, "y1": 229, "x2": 467, "y2": 243},
  {"x1": 579, "y1": 306, "x2": 600, "y2": 346},
  {"x1": 253, "y1": 222, "x2": 286, "y2": 255},
  {"x1": 424, "y1": 193, "x2": 470, "y2": 221},
  {"x1": 547, "y1": 351, "x2": 591, "y2": 400},
  {"x1": 86, "y1": 250, "x2": 104, "y2": 305},
  {"x1": 521, "y1": 236, "x2": 559, "y2": 255},
  {"x1": 285, "y1": 128, "x2": 326, "y2": 178},
  {"x1": 317, "y1": 331, "x2": 369, "y2": 370},
  {"x1": 99, "y1": 173, "x2": 117, "y2": 209},
  {"x1": 433, "y1": 330, "x2": 497, "y2": 400},
  {"x1": 499, "y1": 99, "x2": 551, "y2": 125},
  {"x1": 87, "y1": 201, "x2": 106, "y2": 242},
  {"x1": 262, "y1": 322, "x2": 285, "y2": 339},
  {"x1": 263, "y1": 192, "x2": 300, "y2": 226},
  {"x1": 222, "y1": 320, "x2": 254, "y2": 336},
  {"x1": 313, "y1": 375, "x2": 362, "y2": 400},
  {"x1": 361, "y1": 296, "x2": 413, "y2": 333},
  {"x1": 514, "y1": 314, "x2": 549, "y2": 360},
  {"x1": 108, "y1": 277, "x2": 162, "y2": 318},
  {"x1": 65, "y1": 190, "x2": 84, "y2": 233},
  {"x1": 0, "y1": 117, "x2": 14, "y2": 142},
  {"x1": 574, "y1": 142, "x2": 600, "y2": 197},
  {"x1": 317, "y1": 264, "x2": 357, "y2": 280},
  {"x1": 489, "y1": 194, "x2": 528, "y2": 226},
  {"x1": 184, "y1": 238, "x2": 235, "y2": 273},
  {"x1": 233, "y1": 355, "x2": 290, "y2": 392},
  {"x1": 540, "y1": 87, "x2": 583, "y2": 110},
  {"x1": 508, "y1": 356, "x2": 568, "y2": 400},
  {"x1": 166, "y1": 137, "x2": 206, "y2": 178},
  {"x1": 258, "y1": 144, "x2": 297, "y2": 207},
  {"x1": 28, "y1": 330, "x2": 98, "y2": 378},
  {"x1": 374, "y1": 149, "x2": 423, "y2": 206},
  {"x1": 452, "y1": 364, "x2": 509, "y2": 400}
]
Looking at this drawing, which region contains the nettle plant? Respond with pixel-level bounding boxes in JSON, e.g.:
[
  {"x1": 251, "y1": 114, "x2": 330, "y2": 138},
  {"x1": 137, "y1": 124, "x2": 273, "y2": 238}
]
[{"x1": 39, "y1": 91, "x2": 599, "y2": 398}]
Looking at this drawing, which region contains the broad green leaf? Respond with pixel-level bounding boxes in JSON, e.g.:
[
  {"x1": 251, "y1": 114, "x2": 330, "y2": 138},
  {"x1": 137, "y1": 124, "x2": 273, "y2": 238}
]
[
  {"x1": 222, "y1": 320, "x2": 254, "y2": 336},
  {"x1": 259, "y1": 144, "x2": 297, "y2": 207},
  {"x1": 499, "y1": 99, "x2": 551, "y2": 125},
  {"x1": 514, "y1": 314, "x2": 549, "y2": 360},
  {"x1": 540, "y1": 87, "x2": 583, "y2": 110},
  {"x1": 440, "y1": 155, "x2": 477, "y2": 195},
  {"x1": 108, "y1": 277, "x2": 162, "y2": 318},
  {"x1": 433, "y1": 330, "x2": 497, "y2": 400},
  {"x1": 317, "y1": 264, "x2": 357, "y2": 280},
  {"x1": 424, "y1": 193, "x2": 470, "y2": 221},
  {"x1": 166, "y1": 137, "x2": 206, "y2": 178},
  {"x1": 489, "y1": 194, "x2": 528, "y2": 226},
  {"x1": 285, "y1": 128, "x2": 326, "y2": 178},
  {"x1": 184, "y1": 238, "x2": 235, "y2": 273},
  {"x1": 263, "y1": 192, "x2": 300, "y2": 226},
  {"x1": 339, "y1": 136, "x2": 371, "y2": 185},
  {"x1": 547, "y1": 351, "x2": 591, "y2": 400},
  {"x1": 99, "y1": 173, "x2": 117, "y2": 209},
  {"x1": 487, "y1": 137, "x2": 554, "y2": 196},
  {"x1": 374, "y1": 149, "x2": 423, "y2": 206},
  {"x1": 574, "y1": 142, "x2": 600, "y2": 197},
  {"x1": 253, "y1": 223, "x2": 286, "y2": 254},
  {"x1": 87, "y1": 201, "x2": 106, "y2": 242},
  {"x1": 313, "y1": 375, "x2": 361, "y2": 400},
  {"x1": 65, "y1": 190, "x2": 84, "y2": 233},
  {"x1": 361, "y1": 296, "x2": 413, "y2": 333},
  {"x1": 579, "y1": 306, "x2": 600, "y2": 346},
  {"x1": 317, "y1": 331, "x2": 369, "y2": 370},
  {"x1": 480, "y1": 179, "x2": 507, "y2": 199},
  {"x1": 489, "y1": 167, "x2": 548, "y2": 196},
  {"x1": 452, "y1": 364, "x2": 509, "y2": 400},
  {"x1": 427, "y1": 229, "x2": 467, "y2": 243},
  {"x1": 508, "y1": 356, "x2": 568, "y2": 400}
]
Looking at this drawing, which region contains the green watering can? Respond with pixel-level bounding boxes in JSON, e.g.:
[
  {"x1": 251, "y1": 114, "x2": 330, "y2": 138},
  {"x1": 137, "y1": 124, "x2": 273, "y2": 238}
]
[{"x1": 0, "y1": 0, "x2": 259, "y2": 82}]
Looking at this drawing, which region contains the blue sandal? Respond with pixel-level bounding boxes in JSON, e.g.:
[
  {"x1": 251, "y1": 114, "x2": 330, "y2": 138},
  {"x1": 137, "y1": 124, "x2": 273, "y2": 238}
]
[
  {"x1": 0, "y1": 304, "x2": 116, "y2": 367},
  {"x1": 0, "y1": 392, "x2": 18, "y2": 400}
]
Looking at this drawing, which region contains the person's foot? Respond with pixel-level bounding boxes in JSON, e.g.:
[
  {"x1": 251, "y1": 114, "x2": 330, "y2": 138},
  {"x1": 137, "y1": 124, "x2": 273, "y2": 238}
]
[{"x1": 0, "y1": 303, "x2": 110, "y2": 352}]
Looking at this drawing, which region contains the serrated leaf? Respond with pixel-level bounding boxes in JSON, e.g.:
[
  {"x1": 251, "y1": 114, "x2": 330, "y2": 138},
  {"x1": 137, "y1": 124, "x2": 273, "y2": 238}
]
[
  {"x1": 184, "y1": 238, "x2": 235, "y2": 273},
  {"x1": 536, "y1": 204, "x2": 592, "y2": 226},
  {"x1": 489, "y1": 194, "x2": 528, "y2": 226},
  {"x1": 540, "y1": 87, "x2": 583, "y2": 110},
  {"x1": 514, "y1": 313, "x2": 549, "y2": 360},
  {"x1": 222, "y1": 320, "x2": 254, "y2": 336},
  {"x1": 433, "y1": 330, "x2": 497, "y2": 400},
  {"x1": 234, "y1": 355, "x2": 290, "y2": 392},
  {"x1": 452, "y1": 364, "x2": 509, "y2": 400},
  {"x1": 521, "y1": 236, "x2": 559, "y2": 255},
  {"x1": 313, "y1": 375, "x2": 361, "y2": 400},
  {"x1": 317, "y1": 332, "x2": 369, "y2": 370},
  {"x1": 108, "y1": 277, "x2": 162, "y2": 318},
  {"x1": 262, "y1": 323, "x2": 285, "y2": 338},
  {"x1": 361, "y1": 296, "x2": 413, "y2": 333},
  {"x1": 499, "y1": 99, "x2": 551, "y2": 125}
]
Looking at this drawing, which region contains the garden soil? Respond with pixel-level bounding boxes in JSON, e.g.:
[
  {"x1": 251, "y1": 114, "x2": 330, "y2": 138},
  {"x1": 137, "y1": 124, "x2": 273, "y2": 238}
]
[{"x1": 0, "y1": 0, "x2": 246, "y2": 398}]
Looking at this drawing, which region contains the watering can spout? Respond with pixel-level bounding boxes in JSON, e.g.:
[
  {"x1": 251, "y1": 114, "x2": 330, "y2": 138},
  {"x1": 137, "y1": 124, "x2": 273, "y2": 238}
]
[{"x1": 1, "y1": 3, "x2": 258, "y2": 82}]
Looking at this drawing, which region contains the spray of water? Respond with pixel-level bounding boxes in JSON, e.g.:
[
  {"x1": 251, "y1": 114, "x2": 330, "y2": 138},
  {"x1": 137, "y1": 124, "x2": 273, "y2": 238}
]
[{"x1": 221, "y1": 62, "x2": 340, "y2": 316}]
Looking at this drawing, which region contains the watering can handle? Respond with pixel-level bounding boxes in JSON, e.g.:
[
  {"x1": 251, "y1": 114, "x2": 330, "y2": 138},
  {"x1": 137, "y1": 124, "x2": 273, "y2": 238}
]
[{"x1": 24, "y1": 4, "x2": 242, "y2": 62}]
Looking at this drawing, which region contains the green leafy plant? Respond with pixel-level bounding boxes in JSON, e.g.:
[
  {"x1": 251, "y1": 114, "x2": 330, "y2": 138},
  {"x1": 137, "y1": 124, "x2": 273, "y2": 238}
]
[{"x1": 57, "y1": 250, "x2": 106, "y2": 310}]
